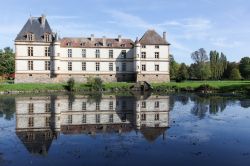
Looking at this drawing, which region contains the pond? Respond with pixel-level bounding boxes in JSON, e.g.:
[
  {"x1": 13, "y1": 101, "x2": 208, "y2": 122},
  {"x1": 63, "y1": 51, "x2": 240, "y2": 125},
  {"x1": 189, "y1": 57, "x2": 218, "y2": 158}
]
[{"x1": 0, "y1": 93, "x2": 250, "y2": 166}]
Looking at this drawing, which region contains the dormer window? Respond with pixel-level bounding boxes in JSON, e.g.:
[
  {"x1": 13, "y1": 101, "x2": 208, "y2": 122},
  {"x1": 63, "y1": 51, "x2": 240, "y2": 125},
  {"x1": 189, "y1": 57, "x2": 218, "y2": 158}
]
[
  {"x1": 66, "y1": 42, "x2": 72, "y2": 47},
  {"x1": 27, "y1": 33, "x2": 34, "y2": 41},
  {"x1": 80, "y1": 42, "x2": 85, "y2": 47},
  {"x1": 121, "y1": 44, "x2": 125, "y2": 47},
  {"x1": 107, "y1": 43, "x2": 112, "y2": 47},
  {"x1": 95, "y1": 43, "x2": 100, "y2": 47},
  {"x1": 44, "y1": 33, "x2": 51, "y2": 42},
  {"x1": 142, "y1": 45, "x2": 146, "y2": 48}
]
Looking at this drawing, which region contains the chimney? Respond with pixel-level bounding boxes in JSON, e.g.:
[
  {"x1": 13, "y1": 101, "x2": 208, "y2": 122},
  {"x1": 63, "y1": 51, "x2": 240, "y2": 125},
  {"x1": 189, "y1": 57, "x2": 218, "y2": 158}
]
[
  {"x1": 118, "y1": 35, "x2": 122, "y2": 42},
  {"x1": 41, "y1": 14, "x2": 46, "y2": 27},
  {"x1": 103, "y1": 36, "x2": 106, "y2": 46},
  {"x1": 163, "y1": 32, "x2": 166, "y2": 41},
  {"x1": 90, "y1": 34, "x2": 94, "y2": 41}
]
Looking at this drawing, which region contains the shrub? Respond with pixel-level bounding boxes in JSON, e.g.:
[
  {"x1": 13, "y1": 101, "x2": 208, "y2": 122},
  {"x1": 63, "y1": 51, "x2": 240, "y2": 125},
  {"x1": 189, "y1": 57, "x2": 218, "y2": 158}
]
[
  {"x1": 87, "y1": 77, "x2": 103, "y2": 91},
  {"x1": 66, "y1": 78, "x2": 75, "y2": 91},
  {"x1": 229, "y1": 68, "x2": 242, "y2": 80}
]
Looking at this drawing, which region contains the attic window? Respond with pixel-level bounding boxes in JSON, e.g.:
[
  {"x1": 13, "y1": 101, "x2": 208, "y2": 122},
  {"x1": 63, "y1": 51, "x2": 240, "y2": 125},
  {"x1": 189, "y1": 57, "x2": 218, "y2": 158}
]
[
  {"x1": 107, "y1": 43, "x2": 112, "y2": 47},
  {"x1": 80, "y1": 42, "x2": 85, "y2": 47},
  {"x1": 142, "y1": 45, "x2": 146, "y2": 48},
  {"x1": 27, "y1": 33, "x2": 34, "y2": 41},
  {"x1": 44, "y1": 34, "x2": 51, "y2": 42},
  {"x1": 95, "y1": 43, "x2": 100, "y2": 47},
  {"x1": 66, "y1": 42, "x2": 72, "y2": 47},
  {"x1": 121, "y1": 44, "x2": 125, "y2": 47}
]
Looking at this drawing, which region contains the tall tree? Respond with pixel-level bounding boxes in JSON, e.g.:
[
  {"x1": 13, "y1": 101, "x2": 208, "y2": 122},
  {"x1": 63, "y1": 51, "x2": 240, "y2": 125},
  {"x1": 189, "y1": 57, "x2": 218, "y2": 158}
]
[
  {"x1": 0, "y1": 47, "x2": 15, "y2": 77},
  {"x1": 176, "y1": 63, "x2": 189, "y2": 82},
  {"x1": 191, "y1": 48, "x2": 208, "y2": 64},
  {"x1": 239, "y1": 57, "x2": 250, "y2": 79},
  {"x1": 210, "y1": 51, "x2": 227, "y2": 79},
  {"x1": 169, "y1": 54, "x2": 180, "y2": 80}
]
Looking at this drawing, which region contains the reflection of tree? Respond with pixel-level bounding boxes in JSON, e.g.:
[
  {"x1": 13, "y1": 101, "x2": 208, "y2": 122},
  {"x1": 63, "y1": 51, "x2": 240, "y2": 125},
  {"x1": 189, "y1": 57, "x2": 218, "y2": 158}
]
[
  {"x1": 0, "y1": 97, "x2": 15, "y2": 120},
  {"x1": 209, "y1": 97, "x2": 227, "y2": 114},
  {"x1": 87, "y1": 93, "x2": 102, "y2": 104},
  {"x1": 175, "y1": 95, "x2": 189, "y2": 105},
  {"x1": 191, "y1": 103, "x2": 208, "y2": 119},
  {"x1": 240, "y1": 99, "x2": 250, "y2": 108}
]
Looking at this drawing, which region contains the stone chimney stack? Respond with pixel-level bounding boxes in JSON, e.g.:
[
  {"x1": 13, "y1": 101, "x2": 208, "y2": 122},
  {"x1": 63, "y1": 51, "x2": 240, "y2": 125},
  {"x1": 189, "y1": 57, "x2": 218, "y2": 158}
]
[
  {"x1": 41, "y1": 14, "x2": 46, "y2": 27},
  {"x1": 163, "y1": 32, "x2": 166, "y2": 41},
  {"x1": 103, "y1": 36, "x2": 106, "y2": 46},
  {"x1": 90, "y1": 34, "x2": 94, "y2": 41},
  {"x1": 118, "y1": 35, "x2": 122, "y2": 42}
]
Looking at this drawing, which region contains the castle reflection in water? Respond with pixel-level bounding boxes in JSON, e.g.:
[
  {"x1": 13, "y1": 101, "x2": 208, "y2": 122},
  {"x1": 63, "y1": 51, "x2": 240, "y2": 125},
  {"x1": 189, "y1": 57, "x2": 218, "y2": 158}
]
[{"x1": 15, "y1": 94, "x2": 170, "y2": 155}]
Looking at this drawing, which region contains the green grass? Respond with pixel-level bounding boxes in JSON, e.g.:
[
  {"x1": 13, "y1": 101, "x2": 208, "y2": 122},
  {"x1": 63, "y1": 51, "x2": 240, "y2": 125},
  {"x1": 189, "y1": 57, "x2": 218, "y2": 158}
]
[{"x1": 0, "y1": 83, "x2": 65, "y2": 91}]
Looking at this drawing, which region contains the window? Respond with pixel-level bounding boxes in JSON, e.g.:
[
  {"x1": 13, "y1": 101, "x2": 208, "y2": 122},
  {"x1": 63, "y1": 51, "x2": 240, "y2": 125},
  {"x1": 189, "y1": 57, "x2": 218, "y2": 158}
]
[
  {"x1": 96, "y1": 114, "x2": 100, "y2": 123},
  {"x1": 109, "y1": 101, "x2": 113, "y2": 110},
  {"x1": 68, "y1": 115, "x2": 72, "y2": 124},
  {"x1": 121, "y1": 50, "x2": 126, "y2": 58},
  {"x1": 28, "y1": 47, "x2": 33, "y2": 56},
  {"x1": 155, "y1": 101, "x2": 159, "y2": 108},
  {"x1": 109, "y1": 63, "x2": 113, "y2": 71},
  {"x1": 68, "y1": 102, "x2": 73, "y2": 110},
  {"x1": 82, "y1": 114, "x2": 86, "y2": 123},
  {"x1": 80, "y1": 43, "x2": 85, "y2": 47},
  {"x1": 155, "y1": 114, "x2": 159, "y2": 120},
  {"x1": 141, "y1": 101, "x2": 146, "y2": 108},
  {"x1": 68, "y1": 62, "x2": 72, "y2": 71},
  {"x1": 45, "y1": 103, "x2": 51, "y2": 112},
  {"x1": 121, "y1": 44, "x2": 125, "y2": 47},
  {"x1": 82, "y1": 62, "x2": 86, "y2": 71},
  {"x1": 96, "y1": 49, "x2": 100, "y2": 58},
  {"x1": 96, "y1": 62, "x2": 100, "y2": 71},
  {"x1": 44, "y1": 34, "x2": 51, "y2": 42},
  {"x1": 28, "y1": 61, "x2": 33, "y2": 70},
  {"x1": 155, "y1": 45, "x2": 159, "y2": 49},
  {"x1": 109, "y1": 50, "x2": 113, "y2": 58},
  {"x1": 67, "y1": 42, "x2": 71, "y2": 47},
  {"x1": 122, "y1": 63, "x2": 126, "y2": 71},
  {"x1": 155, "y1": 65, "x2": 159, "y2": 71},
  {"x1": 142, "y1": 45, "x2": 146, "y2": 48},
  {"x1": 142, "y1": 64, "x2": 146, "y2": 71},
  {"x1": 107, "y1": 43, "x2": 112, "y2": 47},
  {"x1": 82, "y1": 102, "x2": 86, "y2": 110},
  {"x1": 28, "y1": 117, "x2": 34, "y2": 127},
  {"x1": 28, "y1": 103, "x2": 34, "y2": 113},
  {"x1": 45, "y1": 61, "x2": 50, "y2": 70},
  {"x1": 45, "y1": 117, "x2": 50, "y2": 127},
  {"x1": 155, "y1": 52, "x2": 159, "y2": 59},
  {"x1": 45, "y1": 47, "x2": 50, "y2": 56},
  {"x1": 27, "y1": 33, "x2": 34, "y2": 41},
  {"x1": 141, "y1": 52, "x2": 146, "y2": 59},
  {"x1": 141, "y1": 114, "x2": 146, "y2": 121},
  {"x1": 68, "y1": 49, "x2": 72, "y2": 57},
  {"x1": 82, "y1": 49, "x2": 86, "y2": 58},
  {"x1": 96, "y1": 102, "x2": 100, "y2": 110},
  {"x1": 116, "y1": 67, "x2": 119, "y2": 71},
  {"x1": 109, "y1": 114, "x2": 113, "y2": 123}
]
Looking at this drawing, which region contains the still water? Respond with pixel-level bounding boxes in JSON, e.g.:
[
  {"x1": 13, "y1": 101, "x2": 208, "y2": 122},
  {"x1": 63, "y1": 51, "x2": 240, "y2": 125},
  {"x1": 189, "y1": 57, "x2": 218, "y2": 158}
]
[{"x1": 0, "y1": 93, "x2": 250, "y2": 166}]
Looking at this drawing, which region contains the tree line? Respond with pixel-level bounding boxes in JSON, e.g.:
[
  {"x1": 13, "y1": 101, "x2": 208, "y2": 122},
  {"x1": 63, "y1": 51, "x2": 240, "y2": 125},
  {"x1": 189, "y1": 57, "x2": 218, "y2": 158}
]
[
  {"x1": 0, "y1": 47, "x2": 15, "y2": 80},
  {"x1": 171, "y1": 48, "x2": 250, "y2": 81}
]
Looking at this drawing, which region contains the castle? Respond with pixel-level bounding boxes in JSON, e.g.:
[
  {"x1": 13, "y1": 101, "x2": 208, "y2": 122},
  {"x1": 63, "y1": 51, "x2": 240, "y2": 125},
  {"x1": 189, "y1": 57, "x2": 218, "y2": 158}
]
[{"x1": 15, "y1": 15, "x2": 170, "y2": 83}]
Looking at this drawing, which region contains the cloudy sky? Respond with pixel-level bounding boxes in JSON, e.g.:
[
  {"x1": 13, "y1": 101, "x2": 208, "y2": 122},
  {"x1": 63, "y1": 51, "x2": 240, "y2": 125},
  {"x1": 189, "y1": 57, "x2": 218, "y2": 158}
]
[{"x1": 0, "y1": 0, "x2": 249, "y2": 63}]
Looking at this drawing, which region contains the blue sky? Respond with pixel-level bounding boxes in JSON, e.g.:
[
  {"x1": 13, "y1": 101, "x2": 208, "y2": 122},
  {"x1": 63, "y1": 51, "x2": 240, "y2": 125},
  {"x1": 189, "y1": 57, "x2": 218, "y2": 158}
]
[{"x1": 0, "y1": 0, "x2": 249, "y2": 64}]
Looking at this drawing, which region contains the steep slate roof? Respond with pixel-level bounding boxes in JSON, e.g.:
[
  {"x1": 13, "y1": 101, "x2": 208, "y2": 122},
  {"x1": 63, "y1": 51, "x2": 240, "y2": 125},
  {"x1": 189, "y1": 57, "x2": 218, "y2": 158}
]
[
  {"x1": 139, "y1": 30, "x2": 170, "y2": 45},
  {"x1": 15, "y1": 16, "x2": 53, "y2": 42},
  {"x1": 60, "y1": 37, "x2": 134, "y2": 48}
]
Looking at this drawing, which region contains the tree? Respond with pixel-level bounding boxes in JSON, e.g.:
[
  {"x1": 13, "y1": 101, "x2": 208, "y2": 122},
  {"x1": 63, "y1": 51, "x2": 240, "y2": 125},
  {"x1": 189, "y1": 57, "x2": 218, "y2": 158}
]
[
  {"x1": 210, "y1": 51, "x2": 227, "y2": 80},
  {"x1": 222, "y1": 62, "x2": 239, "y2": 79},
  {"x1": 169, "y1": 54, "x2": 180, "y2": 80},
  {"x1": 239, "y1": 57, "x2": 250, "y2": 79},
  {"x1": 176, "y1": 63, "x2": 189, "y2": 82},
  {"x1": 229, "y1": 68, "x2": 242, "y2": 80},
  {"x1": 191, "y1": 48, "x2": 208, "y2": 64},
  {"x1": 0, "y1": 47, "x2": 15, "y2": 78}
]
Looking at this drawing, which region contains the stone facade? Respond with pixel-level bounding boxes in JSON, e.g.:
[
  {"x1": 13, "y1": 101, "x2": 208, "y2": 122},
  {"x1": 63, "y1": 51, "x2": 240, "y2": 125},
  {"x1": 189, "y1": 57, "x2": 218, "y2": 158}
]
[{"x1": 15, "y1": 15, "x2": 170, "y2": 83}]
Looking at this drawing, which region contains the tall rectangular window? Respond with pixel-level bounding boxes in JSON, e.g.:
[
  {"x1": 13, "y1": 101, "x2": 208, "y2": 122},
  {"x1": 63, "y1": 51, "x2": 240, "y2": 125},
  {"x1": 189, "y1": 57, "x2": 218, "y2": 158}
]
[
  {"x1": 82, "y1": 49, "x2": 86, "y2": 58},
  {"x1": 141, "y1": 52, "x2": 146, "y2": 58},
  {"x1": 68, "y1": 62, "x2": 72, "y2": 71},
  {"x1": 96, "y1": 114, "x2": 100, "y2": 123},
  {"x1": 82, "y1": 114, "x2": 86, "y2": 123},
  {"x1": 96, "y1": 49, "x2": 100, "y2": 58},
  {"x1": 45, "y1": 103, "x2": 51, "y2": 112},
  {"x1": 45, "y1": 47, "x2": 50, "y2": 56},
  {"x1": 109, "y1": 114, "x2": 113, "y2": 123},
  {"x1": 155, "y1": 52, "x2": 159, "y2": 59},
  {"x1": 141, "y1": 101, "x2": 146, "y2": 108},
  {"x1": 82, "y1": 62, "x2": 86, "y2": 71},
  {"x1": 142, "y1": 64, "x2": 146, "y2": 71},
  {"x1": 109, "y1": 50, "x2": 113, "y2": 58},
  {"x1": 155, "y1": 65, "x2": 159, "y2": 71},
  {"x1": 45, "y1": 61, "x2": 50, "y2": 70},
  {"x1": 121, "y1": 50, "x2": 126, "y2": 58},
  {"x1": 45, "y1": 117, "x2": 50, "y2": 127},
  {"x1": 96, "y1": 62, "x2": 100, "y2": 71},
  {"x1": 109, "y1": 62, "x2": 113, "y2": 71},
  {"x1": 155, "y1": 101, "x2": 159, "y2": 108},
  {"x1": 28, "y1": 47, "x2": 33, "y2": 56},
  {"x1": 68, "y1": 115, "x2": 72, "y2": 124},
  {"x1": 68, "y1": 49, "x2": 72, "y2": 57},
  {"x1": 155, "y1": 114, "x2": 159, "y2": 120},
  {"x1": 141, "y1": 114, "x2": 146, "y2": 121},
  {"x1": 28, "y1": 103, "x2": 34, "y2": 113},
  {"x1": 82, "y1": 102, "x2": 86, "y2": 110},
  {"x1": 109, "y1": 101, "x2": 113, "y2": 110},
  {"x1": 96, "y1": 102, "x2": 100, "y2": 110},
  {"x1": 122, "y1": 63, "x2": 126, "y2": 71},
  {"x1": 27, "y1": 34, "x2": 34, "y2": 41},
  {"x1": 28, "y1": 117, "x2": 34, "y2": 127},
  {"x1": 28, "y1": 61, "x2": 33, "y2": 70}
]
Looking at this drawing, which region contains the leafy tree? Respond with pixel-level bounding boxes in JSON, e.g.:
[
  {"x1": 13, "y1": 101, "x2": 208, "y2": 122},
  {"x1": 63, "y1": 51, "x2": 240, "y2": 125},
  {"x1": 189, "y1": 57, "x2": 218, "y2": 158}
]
[
  {"x1": 87, "y1": 77, "x2": 103, "y2": 91},
  {"x1": 191, "y1": 48, "x2": 208, "y2": 64},
  {"x1": 229, "y1": 68, "x2": 242, "y2": 80},
  {"x1": 169, "y1": 54, "x2": 180, "y2": 80},
  {"x1": 210, "y1": 51, "x2": 227, "y2": 79},
  {"x1": 239, "y1": 57, "x2": 250, "y2": 79},
  {"x1": 176, "y1": 63, "x2": 189, "y2": 82},
  {"x1": 0, "y1": 47, "x2": 15, "y2": 78},
  {"x1": 222, "y1": 62, "x2": 239, "y2": 79}
]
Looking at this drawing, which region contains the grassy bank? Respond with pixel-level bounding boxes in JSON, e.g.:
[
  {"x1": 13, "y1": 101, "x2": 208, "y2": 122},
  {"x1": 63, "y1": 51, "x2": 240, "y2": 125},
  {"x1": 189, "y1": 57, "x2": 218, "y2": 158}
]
[{"x1": 0, "y1": 81, "x2": 250, "y2": 94}]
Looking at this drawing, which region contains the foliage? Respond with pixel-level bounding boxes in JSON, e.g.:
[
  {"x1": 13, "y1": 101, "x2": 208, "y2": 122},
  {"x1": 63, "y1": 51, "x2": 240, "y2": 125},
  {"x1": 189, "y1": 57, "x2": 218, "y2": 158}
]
[
  {"x1": 176, "y1": 63, "x2": 189, "y2": 82},
  {"x1": 229, "y1": 68, "x2": 242, "y2": 80},
  {"x1": 239, "y1": 57, "x2": 250, "y2": 79},
  {"x1": 0, "y1": 47, "x2": 15, "y2": 78},
  {"x1": 86, "y1": 77, "x2": 103, "y2": 91},
  {"x1": 191, "y1": 48, "x2": 208, "y2": 64},
  {"x1": 169, "y1": 54, "x2": 180, "y2": 80},
  {"x1": 210, "y1": 51, "x2": 227, "y2": 80},
  {"x1": 66, "y1": 78, "x2": 75, "y2": 91},
  {"x1": 222, "y1": 62, "x2": 239, "y2": 79}
]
